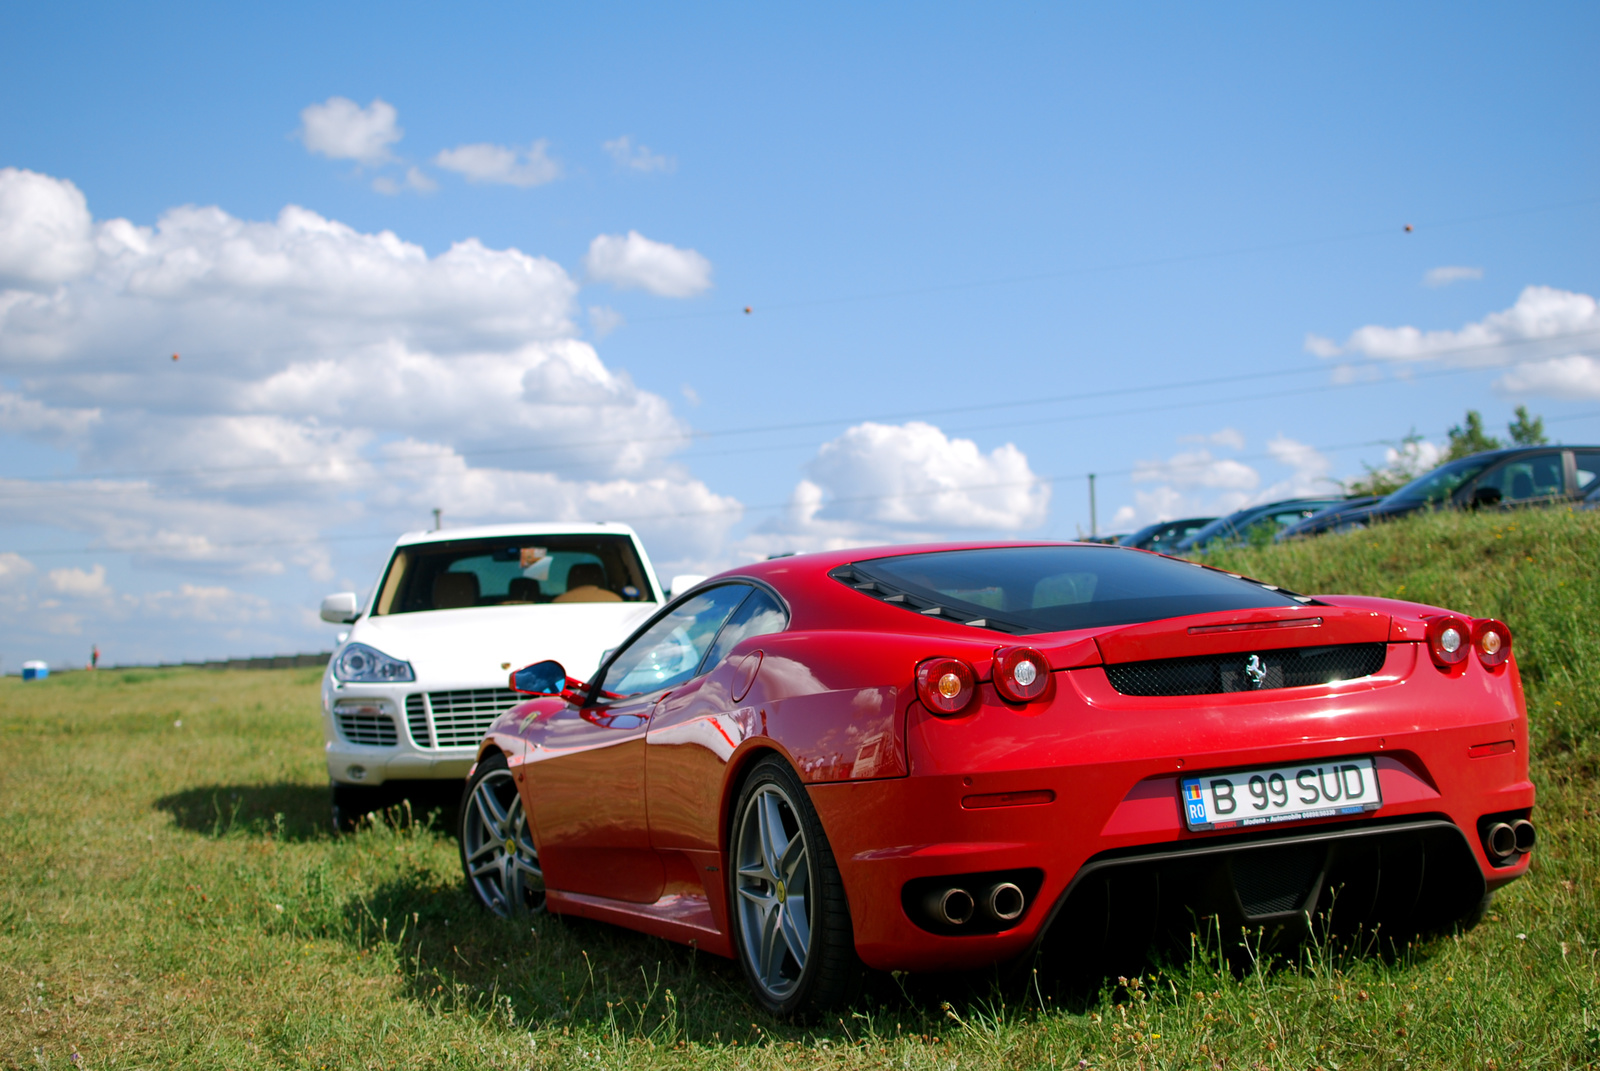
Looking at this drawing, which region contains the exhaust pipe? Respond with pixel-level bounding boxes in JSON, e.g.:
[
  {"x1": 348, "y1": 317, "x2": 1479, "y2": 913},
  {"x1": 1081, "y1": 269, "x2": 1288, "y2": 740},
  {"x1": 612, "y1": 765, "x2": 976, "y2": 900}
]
[
  {"x1": 924, "y1": 887, "x2": 975, "y2": 926},
  {"x1": 1512, "y1": 819, "x2": 1536, "y2": 853},
  {"x1": 1485, "y1": 821, "x2": 1517, "y2": 860},
  {"x1": 981, "y1": 881, "x2": 1026, "y2": 922}
]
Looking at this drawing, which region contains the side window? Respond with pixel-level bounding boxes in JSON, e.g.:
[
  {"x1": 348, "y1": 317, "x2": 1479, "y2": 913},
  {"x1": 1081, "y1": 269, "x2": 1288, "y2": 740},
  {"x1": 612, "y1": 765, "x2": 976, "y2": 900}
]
[
  {"x1": 1573, "y1": 451, "x2": 1600, "y2": 494},
  {"x1": 701, "y1": 588, "x2": 788, "y2": 672},
  {"x1": 1478, "y1": 452, "x2": 1566, "y2": 502},
  {"x1": 595, "y1": 585, "x2": 751, "y2": 698}
]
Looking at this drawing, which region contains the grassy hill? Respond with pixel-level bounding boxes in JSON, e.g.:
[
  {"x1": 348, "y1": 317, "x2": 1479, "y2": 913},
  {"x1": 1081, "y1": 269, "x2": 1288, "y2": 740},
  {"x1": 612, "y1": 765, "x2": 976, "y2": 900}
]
[{"x1": 1, "y1": 508, "x2": 1597, "y2": 1068}]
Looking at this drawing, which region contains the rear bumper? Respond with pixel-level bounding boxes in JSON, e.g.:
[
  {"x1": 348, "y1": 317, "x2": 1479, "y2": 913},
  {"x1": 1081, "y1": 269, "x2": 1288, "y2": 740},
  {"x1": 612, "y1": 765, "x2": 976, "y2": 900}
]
[{"x1": 808, "y1": 644, "x2": 1532, "y2": 972}]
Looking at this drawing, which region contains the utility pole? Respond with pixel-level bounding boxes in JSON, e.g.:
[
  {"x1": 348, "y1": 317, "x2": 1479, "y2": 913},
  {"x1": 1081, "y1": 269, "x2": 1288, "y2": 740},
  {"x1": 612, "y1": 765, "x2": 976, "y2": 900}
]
[
  {"x1": 432, "y1": 508, "x2": 442, "y2": 531},
  {"x1": 1088, "y1": 474, "x2": 1097, "y2": 538}
]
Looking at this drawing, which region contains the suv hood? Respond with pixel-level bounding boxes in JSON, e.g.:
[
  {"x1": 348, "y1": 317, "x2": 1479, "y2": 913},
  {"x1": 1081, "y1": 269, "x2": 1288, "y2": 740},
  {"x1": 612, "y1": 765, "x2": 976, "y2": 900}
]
[{"x1": 342, "y1": 602, "x2": 657, "y2": 685}]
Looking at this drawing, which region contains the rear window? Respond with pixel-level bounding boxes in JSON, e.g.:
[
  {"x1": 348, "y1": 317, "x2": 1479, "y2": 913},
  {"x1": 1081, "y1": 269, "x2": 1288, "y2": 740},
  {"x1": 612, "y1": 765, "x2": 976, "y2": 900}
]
[
  {"x1": 847, "y1": 545, "x2": 1301, "y2": 633},
  {"x1": 373, "y1": 534, "x2": 652, "y2": 615}
]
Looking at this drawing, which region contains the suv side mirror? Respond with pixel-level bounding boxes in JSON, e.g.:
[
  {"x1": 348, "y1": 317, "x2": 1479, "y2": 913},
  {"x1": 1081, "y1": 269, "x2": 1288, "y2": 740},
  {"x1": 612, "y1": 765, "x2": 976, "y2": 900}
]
[
  {"x1": 511, "y1": 659, "x2": 569, "y2": 696},
  {"x1": 1470, "y1": 486, "x2": 1504, "y2": 509},
  {"x1": 320, "y1": 592, "x2": 360, "y2": 624}
]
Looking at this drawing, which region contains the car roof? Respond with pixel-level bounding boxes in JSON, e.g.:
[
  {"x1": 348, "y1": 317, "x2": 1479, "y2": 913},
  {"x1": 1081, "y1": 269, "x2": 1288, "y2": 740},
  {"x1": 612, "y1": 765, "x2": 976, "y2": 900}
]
[{"x1": 392, "y1": 521, "x2": 642, "y2": 548}]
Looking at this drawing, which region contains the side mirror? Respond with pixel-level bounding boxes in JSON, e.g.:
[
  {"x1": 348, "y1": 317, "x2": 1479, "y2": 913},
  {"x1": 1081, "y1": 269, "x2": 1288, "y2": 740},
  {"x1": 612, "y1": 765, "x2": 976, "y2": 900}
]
[
  {"x1": 1471, "y1": 486, "x2": 1504, "y2": 509},
  {"x1": 320, "y1": 592, "x2": 360, "y2": 624},
  {"x1": 510, "y1": 659, "x2": 568, "y2": 696},
  {"x1": 666, "y1": 574, "x2": 707, "y2": 599}
]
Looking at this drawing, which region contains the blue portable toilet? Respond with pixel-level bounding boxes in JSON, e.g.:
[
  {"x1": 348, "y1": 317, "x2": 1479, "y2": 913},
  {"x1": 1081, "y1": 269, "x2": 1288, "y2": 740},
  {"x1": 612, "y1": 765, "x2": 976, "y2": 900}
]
[{"x1": 21, "y1": 660, "x2": 49, "y2": 681}]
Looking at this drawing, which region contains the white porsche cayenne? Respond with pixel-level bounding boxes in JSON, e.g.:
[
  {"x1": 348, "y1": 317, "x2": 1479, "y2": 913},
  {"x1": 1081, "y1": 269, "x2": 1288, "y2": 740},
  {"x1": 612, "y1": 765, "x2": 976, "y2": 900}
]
[{"x1": 318, "y1": 522, "x2": 694, "y2": 830}]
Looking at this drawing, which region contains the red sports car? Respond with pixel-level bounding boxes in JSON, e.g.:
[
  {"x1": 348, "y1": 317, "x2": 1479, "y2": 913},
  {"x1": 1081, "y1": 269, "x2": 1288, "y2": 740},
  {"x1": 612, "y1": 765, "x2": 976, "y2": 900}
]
[{"x1": 458, "y1": 542, "x2": 1533, "y2": 1015}]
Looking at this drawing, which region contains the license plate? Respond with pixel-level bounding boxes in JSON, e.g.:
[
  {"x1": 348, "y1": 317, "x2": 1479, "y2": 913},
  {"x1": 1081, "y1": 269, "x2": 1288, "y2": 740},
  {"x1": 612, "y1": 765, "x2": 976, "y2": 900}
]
[{"x1": 1181, "y1": 757, "x2": 1381, "y2": 831}]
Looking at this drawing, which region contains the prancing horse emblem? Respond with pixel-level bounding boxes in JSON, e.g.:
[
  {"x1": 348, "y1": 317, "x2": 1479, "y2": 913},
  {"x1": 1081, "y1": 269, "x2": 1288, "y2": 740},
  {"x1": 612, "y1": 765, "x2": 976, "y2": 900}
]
[{"x1": 1244, "y1": 654, "x2": 1267, "y2": 689}]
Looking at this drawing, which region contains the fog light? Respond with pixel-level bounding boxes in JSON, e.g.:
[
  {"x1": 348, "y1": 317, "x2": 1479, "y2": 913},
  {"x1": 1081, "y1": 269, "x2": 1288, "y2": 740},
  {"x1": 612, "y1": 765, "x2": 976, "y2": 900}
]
[{"x1": 346, "y1": 765, "x2": 367, "y2": 781}]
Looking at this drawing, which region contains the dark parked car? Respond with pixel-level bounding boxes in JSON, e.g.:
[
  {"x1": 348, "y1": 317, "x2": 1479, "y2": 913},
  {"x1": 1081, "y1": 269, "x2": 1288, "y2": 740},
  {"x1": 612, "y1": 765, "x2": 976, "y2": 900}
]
[
  {"x1": 1275, "y1": 496, "x2": 1382, "y2": 542},
  {"x1": 1172, "y1": 497, "x2": 1352, "y2": 554},
  {"x1": 1117, "y1": 516, "x2": 1217, "y2": 552},
  {"x1": 1286, "y1": 446, "x2": 1600, "y2": 538}
]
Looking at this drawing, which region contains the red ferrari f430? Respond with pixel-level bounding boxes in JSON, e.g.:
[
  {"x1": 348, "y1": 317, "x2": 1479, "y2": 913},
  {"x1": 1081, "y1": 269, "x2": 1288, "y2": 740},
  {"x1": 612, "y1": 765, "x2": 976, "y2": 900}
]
[{"x1": 458, "y1": 542, "x2": 1533, "y2": 1015}]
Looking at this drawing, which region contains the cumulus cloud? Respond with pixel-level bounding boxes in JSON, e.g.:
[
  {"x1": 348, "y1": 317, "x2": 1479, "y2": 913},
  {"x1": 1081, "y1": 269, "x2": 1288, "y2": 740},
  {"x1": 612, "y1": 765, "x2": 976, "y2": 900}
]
[
  {"x1": 0, "y1": 167, "x2": 742, "y2": 628},
  {"x1": 1494, "y1": 355, "x2": 1600, "y2": 399},
  {"x1": 433, "y1": 140, "x2": 561, "y2": 187},
  {"x1": 45, "y1": 563, "x2": 110, "y2": 598},
  {"x1": 0, "y1": 168, "x2": 97, "y2": 287},
  {"x1": 1133, "y1": 448, "x2": 1258, "y2": 492},
  {"x1": 1303, "y1": 333, "x2": 1342, "y2": 358},
  {"x1": 1339, "y1": 286, "x2": 1600, "y2": 364},
  {"x1": 1113, "y1": 432, "x2": 1334, "y2": 530},
  {"x1": 740, "y1": 422, "x2": 1048, "y2": 558},
  {"x1": 603, "y1": 136, "x2": 675, "y2": 173},
  {"x1": 0, "y1": 552, "x2": 34, "y2": 586},
  {"x1": 588, "y1": 305, "x2": 625, "y2": 339},
  {"x1": 583, "y1": 231, "x2": 712, "y2": 298},
  {"x1": 1423, "y1": 265, "x2": 1484, "y2": 288},
  {"x1": 299, "y1": 97, "x2": 402, "y2": 165},
  {"x1": 372, "y1": 166, "x2": 437, "y2": 196}
]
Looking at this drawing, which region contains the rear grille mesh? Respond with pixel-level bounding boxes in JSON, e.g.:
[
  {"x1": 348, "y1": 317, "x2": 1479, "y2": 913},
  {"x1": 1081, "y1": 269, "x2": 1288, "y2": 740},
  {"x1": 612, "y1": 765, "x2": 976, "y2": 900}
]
[
  {"x1": 1104, "y1": 643, "x2": 1386, "y2": 697},
  {"x1": 336, "y1": 709, "x2": 398, "y2": 746},
  {"x1": 404, "y1": 688, "x2": 521, "y2": 749}
]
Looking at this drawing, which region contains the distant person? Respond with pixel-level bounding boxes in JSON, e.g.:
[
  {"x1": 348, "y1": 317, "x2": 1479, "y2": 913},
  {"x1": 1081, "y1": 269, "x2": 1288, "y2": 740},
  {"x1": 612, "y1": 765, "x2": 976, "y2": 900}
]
[{"x1": 91, "y1": 645, "x2": 100, "y2": 670}]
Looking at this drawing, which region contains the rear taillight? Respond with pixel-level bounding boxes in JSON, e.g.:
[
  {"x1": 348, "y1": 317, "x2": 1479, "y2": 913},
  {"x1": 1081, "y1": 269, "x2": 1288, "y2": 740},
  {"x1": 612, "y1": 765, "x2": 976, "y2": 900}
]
[
  {"x1": 1426, "y1": 616, "x2": 1472, "y2": 668},
  {"x1": 1473, "y1": 618, "x2": 1512, "y2": 668},
  {"x1": 916, "y1": 657, "x2": 977, "y2": 716},
  {"x1": 992, "y1": 646, "x2": 1050, "y2": 702}
]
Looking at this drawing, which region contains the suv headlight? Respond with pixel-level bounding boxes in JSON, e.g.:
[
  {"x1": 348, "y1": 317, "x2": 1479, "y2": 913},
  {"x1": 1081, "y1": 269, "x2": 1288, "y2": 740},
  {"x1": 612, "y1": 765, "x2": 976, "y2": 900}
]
[{"x1": 334, "y1": 642, "x2": 415, "y2": 683}]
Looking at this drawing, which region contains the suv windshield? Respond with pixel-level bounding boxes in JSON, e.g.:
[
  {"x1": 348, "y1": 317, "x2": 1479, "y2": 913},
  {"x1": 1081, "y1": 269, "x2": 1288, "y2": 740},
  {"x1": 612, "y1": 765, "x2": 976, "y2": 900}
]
[
  {"x1": 849, "y1": 545, "x2": 1301, "y2": 633},
  {"x1": 1384, "y1": 455, "x2": 1498, "y2": 505},
  {"x1": 373, "y1": 534, "x2": 652, "y2": 614}
]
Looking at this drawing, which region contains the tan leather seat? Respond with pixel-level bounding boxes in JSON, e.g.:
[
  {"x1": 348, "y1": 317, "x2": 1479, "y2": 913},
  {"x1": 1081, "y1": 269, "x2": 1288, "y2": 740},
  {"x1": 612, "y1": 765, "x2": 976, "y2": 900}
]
[
  {"x1": 553, "y1": 562, "x2": 621, "y2": 603},
  {"x1": 433, "y1": 572, "x2": 480, "y2": 609}
]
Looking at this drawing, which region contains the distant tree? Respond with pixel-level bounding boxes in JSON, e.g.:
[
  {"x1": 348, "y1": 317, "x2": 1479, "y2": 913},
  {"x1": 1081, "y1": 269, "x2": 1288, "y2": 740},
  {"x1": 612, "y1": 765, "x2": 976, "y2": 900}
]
[
  {"x1": 1446, "y1": 410, "x2": 1503, "y2": 461},
  {"x1": 1508, "y1": 404, "x2": 1548, "y2": 446},
  {"x1": 1346, "y1": 430, "x2": 1432, "y2": 497}
]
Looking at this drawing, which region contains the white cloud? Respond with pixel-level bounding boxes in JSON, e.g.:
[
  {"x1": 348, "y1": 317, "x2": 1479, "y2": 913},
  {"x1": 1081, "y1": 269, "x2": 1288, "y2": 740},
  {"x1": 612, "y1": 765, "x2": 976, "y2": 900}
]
[
  {"x1": 1494, "y1": 355, "x2": 1600, "y2": 399},
  {"x1": 0, "y1": 168, "x2": 741, "y2": 598},
  {"x1": 433, "y1": 141, "x2": 561, "y2": 187},
  {"x1": 1181, "y1": 427, "x2": 1245, "y2": 450},
  {"x1": 143, "y1": 583, "x2": 273, "y2": 622},
  {"x1": 45, "y1": 563, "x2": 110, "y2": 598},
  {"x1": 298, "y1": 97, "x2": 402, "y2": 165},
  {"x1": 583, "y1": 231, "x2": 712, "y2": 298},
  {"x1": 0, "y1": 552, "x2": 34, "y2": 586},
  {"x1": 373, "y1": 166, "x2": 437, "y2": 196},
  {"x1": 588, "y1": 305, "x2": 625, "y2": 338},
  {"x1": 1257, "y1": 435, "x2": 1336, "y2": 500},
  {"x1": 1303, "y1": 333, "x2": 1342, "y2": 358},
  {"x1": 0, "y1": 168, "x2": 97, "y2": 287},
  {"x1": 1133, "y1": 448, "x2": 1258, "y2": 492},
  {"x1": 1423, "y1": 265, "x2": 1484, "y2": 288},
  {"x1": 1341, "y1": 285, "x2": 1600, "y2": 364},
  {"x1": 603, "y1": 136, "x2": 675, "y2": 173},
  {"x1": 740, "y1": 422, "x2": 1048, "y2": 557}
]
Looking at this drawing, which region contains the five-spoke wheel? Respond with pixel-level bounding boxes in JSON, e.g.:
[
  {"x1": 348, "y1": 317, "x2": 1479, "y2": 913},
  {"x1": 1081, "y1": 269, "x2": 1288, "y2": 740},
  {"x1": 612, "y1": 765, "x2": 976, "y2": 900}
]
[
  {"x1": 459, "y1": 752, "x2": 545, "y2": 917},
  {"x1": 730, "y1": 757, "x2": 858, "y2": 1017}
]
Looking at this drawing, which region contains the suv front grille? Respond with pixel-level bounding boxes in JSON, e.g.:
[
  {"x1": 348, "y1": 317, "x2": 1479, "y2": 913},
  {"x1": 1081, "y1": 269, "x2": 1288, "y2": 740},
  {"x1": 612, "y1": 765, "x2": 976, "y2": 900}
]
[
  {"x1": 335, "y1": 707, "x2": 398, "y2": 746},
  {"x1": 1103, "y1": 643, "x2": 1386, "y2": 697},
  {"x1": 403, "y1": 688, "x2": 521, "y2": 749}
]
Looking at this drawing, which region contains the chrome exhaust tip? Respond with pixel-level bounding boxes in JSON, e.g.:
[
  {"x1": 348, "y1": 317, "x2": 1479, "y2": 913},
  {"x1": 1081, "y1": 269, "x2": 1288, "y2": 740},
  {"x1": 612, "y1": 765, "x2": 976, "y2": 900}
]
[
  {"x1": 1511, "y1": 819, "x2": 1536, "y2": 853},
  {"x1": 925, "y1": 887, "x2": 975, "y2": 926},
  {"x1": 981, "y1": 881, "x2": 1026, "y2": 922},
  {"x1": 1485, "y1": 821, "x2": 1517, "y2": 860}
]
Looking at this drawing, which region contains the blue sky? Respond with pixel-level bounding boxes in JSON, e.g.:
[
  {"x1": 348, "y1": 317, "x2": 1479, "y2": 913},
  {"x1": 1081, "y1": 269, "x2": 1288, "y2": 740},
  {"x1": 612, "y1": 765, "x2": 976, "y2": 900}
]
[{"x1": 2, "y1": 2, "x2": 1597, "y2": 667}]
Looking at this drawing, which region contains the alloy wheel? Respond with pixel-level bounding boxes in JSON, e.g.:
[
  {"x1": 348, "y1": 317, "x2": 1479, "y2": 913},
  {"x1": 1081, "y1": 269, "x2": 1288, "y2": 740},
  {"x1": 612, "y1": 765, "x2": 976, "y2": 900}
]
[
  {"x1": 461, "y1": 767, "x2": 545, "y2": 916},
  {"x1": 733, "y1": 782, "x2": 813, "y2": 1001}
]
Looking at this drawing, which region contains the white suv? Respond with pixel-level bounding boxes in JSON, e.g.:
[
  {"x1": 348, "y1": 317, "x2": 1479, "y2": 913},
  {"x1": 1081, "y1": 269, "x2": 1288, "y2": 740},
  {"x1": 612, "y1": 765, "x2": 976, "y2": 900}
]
[{"x1": 318, "y1": 522, "x2": 692, "y2": 829}]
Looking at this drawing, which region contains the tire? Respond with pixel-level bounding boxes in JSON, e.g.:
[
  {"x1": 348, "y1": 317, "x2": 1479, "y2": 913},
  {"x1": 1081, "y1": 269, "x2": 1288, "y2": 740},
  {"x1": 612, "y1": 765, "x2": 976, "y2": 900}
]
[
  {"x1": 458, "y1": 751, "x2": 546, "y2": 917},
  {"x1": 330, "y1": 782, "x2": 386, "y2": 834},
  {"x1": 728, "y1": 756, "x2": 860, "y2": 1018}
]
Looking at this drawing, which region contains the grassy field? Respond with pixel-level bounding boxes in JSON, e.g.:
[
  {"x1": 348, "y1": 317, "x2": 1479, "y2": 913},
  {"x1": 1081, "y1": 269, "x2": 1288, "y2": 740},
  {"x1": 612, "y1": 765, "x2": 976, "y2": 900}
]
[{"x1": 3, "y1": 507, "x2": 1599, "y2": 1069}]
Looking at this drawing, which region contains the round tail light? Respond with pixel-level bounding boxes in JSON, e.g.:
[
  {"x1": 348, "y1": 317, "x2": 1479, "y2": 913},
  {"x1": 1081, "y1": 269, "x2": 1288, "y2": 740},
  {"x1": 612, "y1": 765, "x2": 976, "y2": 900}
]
[
  {"x1": 1425, "y1": 616, "x2": 1472, "y2": 668},
  {"x1": 1473, "y1": 619, "x2": 1512, "y2": 668},
  {"x1": 916, "y1": 657, "x2": 977, "y2": 716},
  {"x1": 992, "y1": 646, "x2": 1050, "y2": 703}
]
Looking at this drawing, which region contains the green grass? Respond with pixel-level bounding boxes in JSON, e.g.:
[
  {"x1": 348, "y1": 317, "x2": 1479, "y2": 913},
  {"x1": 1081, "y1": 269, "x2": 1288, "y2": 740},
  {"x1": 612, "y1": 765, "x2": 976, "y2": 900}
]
[{"x1": 3, "y1": 508, "x2": 1599, "y2": 1068}]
